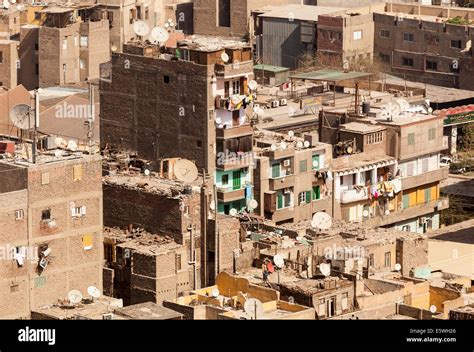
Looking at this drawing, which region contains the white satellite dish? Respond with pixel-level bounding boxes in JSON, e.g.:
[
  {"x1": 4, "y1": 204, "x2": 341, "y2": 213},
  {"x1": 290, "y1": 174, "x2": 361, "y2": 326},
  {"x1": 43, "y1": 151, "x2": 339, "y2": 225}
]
[
  {"x1": 10, "y1": 104, "x2": 33, "y2": 130},
  {"x1": 270, "y1": 144, "x2": 277, "y2": 151},
  {"x1": 211, "y1": 288, "x2": 220, "y2": 298},
  {"x1": 68, "y1": 289, "x2": 83, "y2": 304},
  {"x1": 169, "y1": 21, "x2": 175, "y2": 28},
  {"x1": 319, "y1": 263, "x2": 331, "y2": 277},
  {"x1": 394, "y1": 263, "x2": 401, "y2": 272},
  {"x1": 363, "y1": 209, "x2": 369, "y2": 217},
  {"x1": 248, "y1": 80, "x2": 258, "y2": 91},
  {"x1": 296, "y1": 141, "x2": 303, "y2": 149},
  {"x1": 304, "y1": 141, "x2": 310, "y2": 148},
  {"x1": 396, "y1": 98, "x2": 410, "y2": 112},
  {"x1": 280, "y1": 142, "x2": 287, "y2": 150},
  {"x1": 151, "y1": 26, "x2": 169, "y2": 44},
  {"x1": 229, "y1": 208, "x2": 238, "y2": 216},
  {"x1": 164, "y1": 22, "x2": 169, "y2": 29},
  {"x1": 429, "y1": 305, "x2": 437, "y2": 313},
  {"x1": 311, "y1": 212, "x2": 332, "y2": 230},
  {"x1": 377, "y1": 102, "x2": 400, "y2": 121},
  {"x1": 111, "y1": 44, "x2": 118, "y2": 52},
  {"x1": 244, "y1": 298, "x2": 264, "y2": 319},
  {"x1": 174, "y1": 159, "x2": 198, "y2": 183},
  {"x1": 248, "y1": 199, "x2": 258, "y2": 211},
  {"x1": 215, "y1": 117, "x2": 222, "y2": 124},
  {"x1": 3, "y1": 0, "x2": 10, "y2": 9},
  {"x1": 11, "y1": 0, "x2": 16, "y2": 4},
  {"x1": 273, "y1": 254, "x2": 285, "y2": 269},
  {"x1": 87, "y1": 286, "x2": 101, "y2": 299},
  {"x1": 221, "y1": 52, "x2": 229, "y2": 63},
  {"x1": 133, "y1": 20, "x2": 150, "y2": 37},
  {"x1": 67, "y1": 140, "x2": 78, "y2": 152},
  {"x1": 288, "y1": 130, "x2": 294, "y2": 137}
]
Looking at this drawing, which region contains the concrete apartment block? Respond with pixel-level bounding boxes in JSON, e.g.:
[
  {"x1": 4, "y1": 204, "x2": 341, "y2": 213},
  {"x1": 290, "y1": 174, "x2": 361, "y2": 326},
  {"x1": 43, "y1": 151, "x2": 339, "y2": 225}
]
[{"x1": 0, "y1": 39, "x2": 18, "y2": 88}]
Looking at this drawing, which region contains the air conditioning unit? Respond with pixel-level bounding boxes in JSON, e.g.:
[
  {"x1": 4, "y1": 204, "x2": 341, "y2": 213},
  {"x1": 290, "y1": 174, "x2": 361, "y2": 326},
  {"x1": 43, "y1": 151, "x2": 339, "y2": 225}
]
[
  {"x1": 102, "y1": 313, "x2": 114, "y2": 320},
  {"x1": 270, "y1": 100, "x2": 279, "y2": 108},
  {"x1": 279, "y1": 98, "x2": 287, "y2": 106},
  {"x1": 283, "y1": 159, "x2": 290, "y2": 167}
]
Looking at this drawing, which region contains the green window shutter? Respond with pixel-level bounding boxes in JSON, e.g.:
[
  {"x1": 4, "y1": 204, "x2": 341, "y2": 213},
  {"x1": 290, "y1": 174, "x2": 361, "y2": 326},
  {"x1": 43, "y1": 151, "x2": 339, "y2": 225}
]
[
  {"x1": 277, "y1": 193, "x2": 283, "y2": 209},
  {"x1": 305, "y1": 191, "x2": 311, "y2": 204},
  {"x1": 232, "y1": 170, "x2": 241, "y2": 190},
  {"x1": 299, "y1": 160, "x2": 307, "y2": 173},
  {"x1": 402, "y1": 194, "x2": 410, "y2": 209},
  {"x1": 312, "y1": 154, "x2": 320, "y2": 170},
  {"x1": 272, "y1": 163, "x2": 280, "y2": 178},
  {"x1": 313, "y1": 186, "x2": 320, "y2": 200},
  {"x1": 425, "y1": 188, "x2": 431, "y2": 202}
]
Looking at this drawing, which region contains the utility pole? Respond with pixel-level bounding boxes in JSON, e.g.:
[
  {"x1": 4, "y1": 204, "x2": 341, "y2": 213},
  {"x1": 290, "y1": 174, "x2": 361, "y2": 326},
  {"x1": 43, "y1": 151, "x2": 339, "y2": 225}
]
[
  {"x1": 200, "y1": 169, "x2": 208, "y2": 287},
  {"x1": 33, "y1": 89, "x2": 39, "y2": 164},
  {"x1": 213, "y1": 183, "x2": 219, "y2": 284}
]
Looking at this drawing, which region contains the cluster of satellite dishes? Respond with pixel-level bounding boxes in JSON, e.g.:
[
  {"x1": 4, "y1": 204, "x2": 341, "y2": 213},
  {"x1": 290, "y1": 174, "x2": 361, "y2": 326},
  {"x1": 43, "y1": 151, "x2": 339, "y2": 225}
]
[
  {"x1": 132, "y1": 19, "x2": 175, "y2": 45},
  {"x1": 1, "y1": 0, "x2": 24, "y2": 11},
  {"x1": 268, "y1": 132, "x2": 311, "y2": 152},
  {"x1": 67, "y1": 286, "x2": 101, "y2": 304}
]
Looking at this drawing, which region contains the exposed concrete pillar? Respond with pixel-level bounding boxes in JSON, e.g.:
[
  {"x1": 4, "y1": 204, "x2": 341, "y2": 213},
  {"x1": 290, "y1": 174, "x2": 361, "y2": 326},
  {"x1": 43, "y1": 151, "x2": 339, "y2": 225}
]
[{"x1": 450, "y1": 126, "x2": 457, "y2": 155}]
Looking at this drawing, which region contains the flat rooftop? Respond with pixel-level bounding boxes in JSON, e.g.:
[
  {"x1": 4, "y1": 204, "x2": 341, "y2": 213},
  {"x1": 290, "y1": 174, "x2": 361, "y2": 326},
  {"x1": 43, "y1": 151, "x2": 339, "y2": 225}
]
[
  {"x1": 114, "y1": 302, "x2": 184, "y2": 320},
  {"x1": 177, "y1": 35, "x2": 250, "y2": 52},
  {"x1": 253, "y1": 64, "x2": 290, "y2": 73},
  {"x1": 258, "y1": 4, "x2": 345, "y2": 22},
  {"x1": 340, "y1": 121, "x2": 385, "y2": 134},
  {"x1": 290, "y1": 69, "x2": 373, "y2": 82}
]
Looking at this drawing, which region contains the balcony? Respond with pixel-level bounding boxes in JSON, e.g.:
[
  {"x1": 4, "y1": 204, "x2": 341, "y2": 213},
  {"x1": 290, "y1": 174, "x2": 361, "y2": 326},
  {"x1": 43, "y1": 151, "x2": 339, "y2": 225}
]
[
  {"x1": 365, "y1": 197, "x2": 449, "y2": 227},
  {"x1": 271, "y1": 207, "x2": 295, "y2": 223},
  {"x1": 216, "y1": 124, "x2": 253, "y2": 140},
  {"x1": 402, "y1": 168, "x2": 448, "y2": 190},
  {"x1": 214, "y1": 60, "x2": 253, "y2": 78},
  {"x1": 269, "y1": 175, "x2": 295, "y2": 191},
  {"x1": 216, "y1": 153, "x2": 254, "y2": 171},
  {"x1": 264, "y1": 147, "x2": 295, "y2": 161},
  {"x1": 216, "y1": 187, "x2": 246, "y2": 203},
  {"x1": 340, "y1": 188, "x2": 369, "y2": 204}
]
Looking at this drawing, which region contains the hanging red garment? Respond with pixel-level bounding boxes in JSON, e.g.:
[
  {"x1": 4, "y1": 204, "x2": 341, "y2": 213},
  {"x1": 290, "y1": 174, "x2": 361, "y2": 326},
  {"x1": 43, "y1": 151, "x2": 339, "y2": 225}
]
[{"x1": 267, "y1": 262, "x2": 275, "y2": 273}]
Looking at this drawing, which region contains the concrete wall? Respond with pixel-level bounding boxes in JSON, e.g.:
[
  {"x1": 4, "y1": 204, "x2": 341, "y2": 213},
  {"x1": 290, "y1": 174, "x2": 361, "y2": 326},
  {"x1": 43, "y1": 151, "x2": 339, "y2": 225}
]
[
  {"x1": 0, "y1": 40, "x2": 18, "y2": 89},
  {"x1": 19, "y1": 26, "x2": 39, "y2": 90},
  {"x1": 79, "y1": 20, "x2": 111, "y2": 81}
]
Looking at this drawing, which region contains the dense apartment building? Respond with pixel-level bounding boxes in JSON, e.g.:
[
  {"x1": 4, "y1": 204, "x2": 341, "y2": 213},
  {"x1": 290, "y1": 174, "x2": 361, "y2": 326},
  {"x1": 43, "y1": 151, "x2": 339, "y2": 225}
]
[
  {"x1": 374, "y1": 3, "x2": 474, "y2": 90},
  {"x1": 252, "y1": 131, "x2": 333, "y2": 224},
  {"x1": 0, "y1": 147, "x2": 103, "y2": 319},
  {"x1": 0, "y1": 6, "x2": 21, "y2": 38},
  {"x1": 16, "y1": 4, "x2": 110, "y2": 89},
  {"x1": 0, "y1": 38, "x2": 17, "y2": 88},
  {"x1": 100, "y1": 36, "x2": 254, "y2": 176}
]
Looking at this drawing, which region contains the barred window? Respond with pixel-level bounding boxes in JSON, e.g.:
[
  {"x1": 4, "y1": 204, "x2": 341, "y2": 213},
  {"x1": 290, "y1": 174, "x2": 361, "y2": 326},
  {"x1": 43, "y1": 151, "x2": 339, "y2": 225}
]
[{"x1": 367, "y1": 132, "x2": 383, "y2": 144}]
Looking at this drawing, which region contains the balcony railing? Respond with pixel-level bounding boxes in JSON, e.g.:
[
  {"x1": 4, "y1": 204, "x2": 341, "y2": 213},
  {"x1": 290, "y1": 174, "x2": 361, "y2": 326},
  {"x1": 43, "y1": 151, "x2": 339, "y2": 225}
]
[
  {"x1": 215, "y1": 93, "x2": 255, "y2": 111},
  {"x1": 216, "y1": 186, "x2": 246, "y2": 203},
  {"x1": 216, "y1": 124, "x2": 253, "y2": 139},
  {"x1": 214, "y1": 60, "x2": 253, "y2": 78},
  {"x1": 340, "y1": 187, "x2": 369, "y2": 204},
  {"x1": 401, "y1": 168, "x2": 448, "y2": 190}
]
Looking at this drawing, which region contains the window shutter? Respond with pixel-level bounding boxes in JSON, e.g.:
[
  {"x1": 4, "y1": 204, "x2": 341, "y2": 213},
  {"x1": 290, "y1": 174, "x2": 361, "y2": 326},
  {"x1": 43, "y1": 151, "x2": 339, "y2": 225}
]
[{"x1": 305, "y1": 191, "x2": 311, "y2": 204}]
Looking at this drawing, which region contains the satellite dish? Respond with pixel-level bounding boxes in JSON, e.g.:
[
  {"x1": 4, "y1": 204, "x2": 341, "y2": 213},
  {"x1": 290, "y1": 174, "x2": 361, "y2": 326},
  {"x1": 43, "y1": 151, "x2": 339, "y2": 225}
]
[
  {"x1": 229, "y1": 208, "x2": 238, "y2": 216},
  {"x1": 319, "y1": 263, "x2": 331, "y2": 277},
  {"x1": 288, "y1": 130, "x2": 294, "y2": 137},
  {"x1": 151, "y1": 26, "x2": 169, "y2": 44},
  {"x1": 270, "y1": 144, "x2": 277, "y2": 151},
  {"x1": 54, "y1": 137, "x2": 66, "y2": 148},
  {"x1": 68, "y1": 289, "x2": 83, "y2": 304},
  {"x1": 111, "y1": 44, "x2": 118, "y2": 52},
  {"x1": 67, "y1": 140, "x2": 78, "y2": 152},
  {"x1": 273, "y1": 255, "x2": 285, "y2": 269},
  {"x1": 87, "y1": 286, "x2": 101, "y2": 299},
  {"x1": 11, "y1": 0, "x2": 16, "y2": 4},
  {"x1": 312, "y1": 159, "x2": 319, "y2": 168},
  {"x1": 10, "y1": 104, "x2": 34, "y2": 130},
  {"x1": 280, "y1": 142, "x2": 287, "y2": 150},
  {"x1": 304, "y1": 141, "x2": 310, "y2": 148},
  {"x1": 3, "y1": 0, "x2": 9, "y2": 9},
  {"x1": 144, "y1": 169, "x2": 150, "y2": 176},
  {"x1": 133, "y1": 20, "x2": 150, "y2": 36},
  {"x1": 363, "y1": 209, "x2": 369, "y2": 217},
  {"x1": 211, "y1": 288, "x2": 220, "y2": 298},
  {"x1": 394, "y1": 263, "x2": 401, "y2": 272},
  {"x1": 215, "y1": 117, "x2": 222, "y2": 124},
  {"x1": 169, "y1": 21, "x2": 175, "y2": 28},
  {"x1": 248, "y1": 199, "x2": 258, "y2": 210},
  {"x1": 311, "y1": 212, "x2": 332, "y2": 230},
  {"x1": 174, "y1": 159, "x2": 198, "y2": 183},
  {"x1": 248, "y1": 80, "x2": 258, "y2": 90},
  {"x1": 209, "y1": 200, "x2": 215, "y2": 210},
  {"x1": 244, "y1": 298, "x2": 264, "y2": 319},
  {"x1": 378, "y1": 102, "x2": 400, "y2": 121},
  {"x1": 221, "y1": 52, "x2": 229, "y2": 63},
  {"x1": 429, "y1": 305, "x2": 437, "y2": 313},
  {"x1": 296, "y1": 141, "x2": 303, "y2": 149}
]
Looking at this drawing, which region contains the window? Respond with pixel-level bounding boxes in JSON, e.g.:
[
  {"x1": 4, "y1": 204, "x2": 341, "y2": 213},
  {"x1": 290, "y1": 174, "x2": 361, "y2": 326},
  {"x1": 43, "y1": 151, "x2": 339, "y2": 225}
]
[
  {"x1": 35, "y1": 42, "x2": 39, "y2": 51},
  {"x1": 73, "y1": 165, "x2": 83, "y2": 181},
  {"x1": 406, "y1": 162, "x2": 414, "y2": 177},
  {"x1": 298, "y1": 191, "x2": 306, "y2": 205},
  {"x1": 35, "y1": 64, "x2": 39, "y2": 75},
  {"x1": 41, "y1": 172, "x2": 50, "y2": 185},
  {"x1": 221, "y1": 174, "x2": 229, "y2": 185},
  {"x1": 367, "y1": 132, "x2": 383, "y2": 144},
  {"x1": 271, "y1": 163, "x2": 281, "y2": 178},
  {"x1": 402, "y1": 57, "x2": 413, "y2": 67},
  {"x1": 217, "y1": 0, "x2": 231, "y2": 27},
  {"x1": 82, "y1": 234, "x2": 93, "y2": 250},
  {"x1": 353, "y1": 30, "x2": 362, "y2": 40},
  {"x1": 379, "y1": 53, "x2": 390, "y2": 64},
  {"x1": 163, "y1": 75, "x2": 170, "y2": 83},
  {"x1": 42, "y1": 209, "x2": 51, "y2": 221},
  {"x1": 369, "y1": 254, "x2": 374, "y2": 267},
  {"x1": 312, "y1": 185, "x2": 320, "y2": 200},
  {"x1": 15, "y1": 209, "x2": 24, "y2": 220},
  {"x1": 299, "y1": 160, "x2": 307, "y2": 173},
  {"x1": 380, "y1": 28, "x2": 389, "y2": 38},
  {"x1": 384, "y1": 251, "x2": 391, "y2": 267},
  {"x1": 34, "y1": 12, "x2": 41, "y2": 20},
  {"x1": 402, "y1": 225, "x2": 410, "y2": 232},
  {"x1": 196, "y1": 140, "x2": 202, "y2": 148},
  {"x1": 341, "y1": 292, "x2": 349, "y2": 310},
  {"x1": 71, "y1": 206, "x2": 86, "y2": 217},
  {"x1": 428, "y1": 128, "x2": 436, "y2": 141},
  {"x1": 145, "y1": 7, "x2": 149, "y2": 20},
  {"x1": 62, "y1": 63, "x2": 67, "y2": 72},
  {"x1": 0, "y1": 51, "x2": 2, "y2": 63},
  {"x1": 408, "y1": 133, "x2": 415, "y2": 145},
  {"x1": 232, "y1": 80, "x2": 240, "y2": 95},
  {"x1": 426, "y1": 60, "x2": 437, "y2": 71},
  {"x1": 62, "y1": 38, "x2": 67, "y2": 50},
  {"x1": 450, "y1": 40, "x2": 462, "y2": 49},
  {"x1": 80, "y1": 36, "x2": 88, "y2": 47},
  {"x1": 403, "y1": 32, "x2": 414, "y2": 42},
  {"x1": 80, "y1": 59, "x2": 85, "y2": 69},
  {"x1": 175, "y1": 254, "x2": 182, "y2": 271}
]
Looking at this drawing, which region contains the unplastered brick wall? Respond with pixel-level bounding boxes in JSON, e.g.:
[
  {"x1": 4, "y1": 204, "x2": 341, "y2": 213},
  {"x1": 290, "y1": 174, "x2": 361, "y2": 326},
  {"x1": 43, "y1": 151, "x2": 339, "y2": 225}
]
[
  {"x1": 100, "y1": 53, "x2": 213, "y2": 171},
  {"x1": 207, "y1": 216, "x2": 240, "y2": 273},
  {"x1": 396, "y1": 237, "x2": 428, "y2": 277}
]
